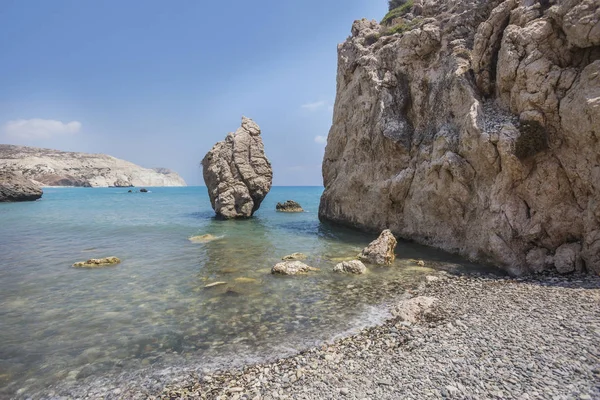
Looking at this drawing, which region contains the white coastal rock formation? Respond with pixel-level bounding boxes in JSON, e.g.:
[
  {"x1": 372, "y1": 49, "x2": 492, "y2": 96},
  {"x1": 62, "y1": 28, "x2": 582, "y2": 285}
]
[
  {"x1": 202, "y1": 117, "x2": 273, "y2": 219},
  {"x1": 319, "y1": 0, "x2": 600, "y2": 275},
  {"x1": 0, "y1": 145, "x2": 186, "y2": 187}
]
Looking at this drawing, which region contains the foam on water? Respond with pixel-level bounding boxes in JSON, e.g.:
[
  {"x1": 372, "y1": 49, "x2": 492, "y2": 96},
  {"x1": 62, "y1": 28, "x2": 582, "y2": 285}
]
[{"x1": 0, "y1": 187, "x2": 497, "y2": 398}]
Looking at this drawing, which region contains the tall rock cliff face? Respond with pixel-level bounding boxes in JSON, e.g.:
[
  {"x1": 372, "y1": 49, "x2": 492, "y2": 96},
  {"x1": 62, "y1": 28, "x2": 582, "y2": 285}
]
[
  {"x1": 0, "y1": 145, "x2": 186, "y2": 187},
  {"x1": 319, "y1": 0, "x2": 600, "y2": 275}
]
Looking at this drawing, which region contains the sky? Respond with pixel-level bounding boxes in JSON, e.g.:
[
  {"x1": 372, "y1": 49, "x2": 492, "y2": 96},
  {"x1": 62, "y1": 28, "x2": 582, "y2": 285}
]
[{"x1": 0, "y1": 0, "x2": 387, "y2": 186}]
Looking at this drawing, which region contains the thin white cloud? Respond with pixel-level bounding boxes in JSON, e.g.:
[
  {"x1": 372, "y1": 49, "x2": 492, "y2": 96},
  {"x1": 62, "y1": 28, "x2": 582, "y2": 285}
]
[
  {"x1": 301, "y1": 101, "x2": 326, "y2": 111},
  {"x1": 314, "y1": 135, "x2": 327, "y2": 144},
  {"x1": 3, "y1": 118, "x2": 82, "y2": 139}
]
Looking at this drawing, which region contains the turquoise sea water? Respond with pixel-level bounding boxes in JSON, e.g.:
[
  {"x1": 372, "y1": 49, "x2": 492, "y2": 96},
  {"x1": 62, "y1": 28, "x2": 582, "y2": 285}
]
[{"x1": 0, "y1": 187, "x2": 496, "y2": 398}]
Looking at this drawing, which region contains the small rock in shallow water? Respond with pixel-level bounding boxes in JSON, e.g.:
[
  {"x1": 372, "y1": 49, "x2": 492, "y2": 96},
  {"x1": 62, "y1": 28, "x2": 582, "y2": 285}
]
[
  {"x1": 276, "y1": 200, "x2": 304, "y2": 212},
  {"x1": 234, "y1": 277, "x2": 259, "y2": 284},
  {"x1": 333, "y1": 260, "x2": 367, "y2": 274},
  {"x1": 272, "y1": 261, "x2": 318, "y2": 275},
  {"x1": 204, "y1": 282, "x2": 227, "y2": 288},
  {"x1": 188, "y1": 234, "x2": 223, "y2": 243},
  {"x1": 282, "y1": 252, "x2": 307, "y2": 261},
  {"x1": 72, "y1": 257, "x2": 121, "y2": 268},
  {"x1": 358, "y1": 229, "x2": 397, "y2": 265}
]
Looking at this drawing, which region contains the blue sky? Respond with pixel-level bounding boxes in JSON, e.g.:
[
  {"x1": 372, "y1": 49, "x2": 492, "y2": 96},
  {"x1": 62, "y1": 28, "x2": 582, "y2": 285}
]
[{"x1": 0, "y1": 0, "x2": 387, "y2": 185}]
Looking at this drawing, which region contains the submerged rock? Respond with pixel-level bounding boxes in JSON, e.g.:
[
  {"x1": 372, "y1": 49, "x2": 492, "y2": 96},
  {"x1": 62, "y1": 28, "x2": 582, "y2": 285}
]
[
  {"x1": 204, "y1": 282, "x2": 227, "y2": 288},
  {"x1": 189, "y1": 234, "x2": 223, "y2": 244},
  {"x1": 333, "y1": 260, "x2": 367, "y2": 274},
  {"x1": 358, "y1": 230, "x2": 397, "y2": 265},
  {"x1": 0, "y1": 171, "x2": 43, "y2": 202},
  {"x1": 276, "y1": 200, "x2": 304, "y2": 213},
  {"x1": 201, "y1": 117, "x2": 273, "y2": 219},
  {"x1": 73, "y1": 257, "x2": 121, "y2": 268},
  {"x1": 282, "y1": 252, "x2": 307, "y2": 261},
  {"x1": 272, "y1": 261, "x2": 318, "y2": 275}
]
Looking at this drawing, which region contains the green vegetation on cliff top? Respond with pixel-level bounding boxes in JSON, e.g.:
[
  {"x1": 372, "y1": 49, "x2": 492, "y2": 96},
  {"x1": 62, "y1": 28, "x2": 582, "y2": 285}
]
[{"x1": 382, "y1": 0, "x2": 414, "y2": 25}]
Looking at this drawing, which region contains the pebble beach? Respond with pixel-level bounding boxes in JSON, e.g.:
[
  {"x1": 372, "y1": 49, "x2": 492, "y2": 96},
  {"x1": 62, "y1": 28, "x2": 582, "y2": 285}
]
[{"x1": 153, "y1": 272, "x2": 600, "y2": 400}]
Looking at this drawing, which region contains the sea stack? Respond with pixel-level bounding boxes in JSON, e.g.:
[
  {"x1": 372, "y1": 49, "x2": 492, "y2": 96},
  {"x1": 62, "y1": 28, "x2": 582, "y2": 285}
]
[
  {"x1": 202, "y1": 117, "x2": 273, "y2": 219},
  {"x1": 319, "y1": 1, "x2": 600, "y2": 276}
]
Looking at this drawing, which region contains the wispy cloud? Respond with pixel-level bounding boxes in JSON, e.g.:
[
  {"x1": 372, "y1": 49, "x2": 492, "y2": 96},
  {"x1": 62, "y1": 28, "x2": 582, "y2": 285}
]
[
  {"x1": 301, "y1": 101, "x2": 326, "y2": 111},
  {"x1": 3, "y1": 118, "x2": 82, "y2": 139},
  {"x1": 314, "y1": 135, "x2": 327, "y2": 144}
]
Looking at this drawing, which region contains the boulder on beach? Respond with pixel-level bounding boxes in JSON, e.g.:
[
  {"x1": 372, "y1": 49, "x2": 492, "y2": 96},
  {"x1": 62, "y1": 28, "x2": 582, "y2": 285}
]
[
  {"x1": 276, "y1": 200, "x2": 304, "y2": 213},
  {"x1": 333, "y1": 260, "x2": 367, "y2": 274},
  {"x1": 73, "y1": 257, "x2": 121, "y2": 268},
  {"x1": 272, "y1": 261, "x2": 318, "y2": 275},
  {"x1": 358, "y1": 229, "x2": 397, "y2": 265},
  {"x1": 0, "y1": 171, "x2": 43, "y2": 202},
  {"x1": 282, "y1": 252, "x2": 307, "y2": 261},
  {"x1": 202, "y1": 116, "x2": 273, "y2": 219},
  {"x1": 392, "y1": 296, "x2": 438, "y2": 323}
]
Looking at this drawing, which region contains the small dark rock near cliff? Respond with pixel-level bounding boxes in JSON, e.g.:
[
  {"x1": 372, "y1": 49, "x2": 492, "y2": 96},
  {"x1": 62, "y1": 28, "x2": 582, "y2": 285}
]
[
  {"x1": 319, "y1": 0, "x2": 600, "y2": 275},
  {"x1": 0, "y1": 171, "x2": 43, "y2": 202},
  {"x1": 276, "y1": 200, "x2": 304, "y2": 212},
  {"x1": 202, "y1": 117, "x2": 273, "y2": 219}
]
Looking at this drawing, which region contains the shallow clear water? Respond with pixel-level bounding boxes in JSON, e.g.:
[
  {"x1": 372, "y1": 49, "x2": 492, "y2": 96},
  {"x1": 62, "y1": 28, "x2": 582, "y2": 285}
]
[{"x1": 0, "y1": 187, "x2": 497, "y2": 398}]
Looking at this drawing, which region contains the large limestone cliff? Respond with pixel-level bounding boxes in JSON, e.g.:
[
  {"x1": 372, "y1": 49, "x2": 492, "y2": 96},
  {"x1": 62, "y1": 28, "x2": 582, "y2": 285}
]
[
  {"x1": 319, "y1": 0, "x2": 600, "y2": 275},
  {"x1": 0, "y1": 145, "x2": 186, "y2": 187}
]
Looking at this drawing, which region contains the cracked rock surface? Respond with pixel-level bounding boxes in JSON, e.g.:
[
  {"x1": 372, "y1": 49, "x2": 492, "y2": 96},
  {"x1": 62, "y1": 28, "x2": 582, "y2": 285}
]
[
  {"x1": 319, "y1": 0, "x2": 600, "y2": 275},
  {"x1": 202, "y1": 117, "x2": 273, "y2": 219}
]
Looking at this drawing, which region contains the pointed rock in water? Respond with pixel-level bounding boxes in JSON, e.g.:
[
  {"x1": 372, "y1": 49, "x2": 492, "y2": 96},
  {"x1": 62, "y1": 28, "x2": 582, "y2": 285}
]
[
  {"x1": 189, "y1": 234, "x2": 222, "y2": 243},
  {"x1": 358, "y1": 229, "x2": 397, "y2": 265},
  {"x1": 201, "y1": 116, "x2": 273, "y2": 219},
  {"x1": 282, "y1": 252, "x2": 307, "y2": 261},
  {"x1": 0, "y1": 171, "x2": 43, "y2": 202},
  {"x1": 73, "y1": 257, "x2": 121, "y2": 268},
  {"x1": 333, "y1": 260, "x2": 367, "y2": 274},
  {"x1": 272, "y1": 261, "x2": 319, "y2": 275},
  {"x1": 276, "y1": 200, "x2": 304, "y2": 212}
]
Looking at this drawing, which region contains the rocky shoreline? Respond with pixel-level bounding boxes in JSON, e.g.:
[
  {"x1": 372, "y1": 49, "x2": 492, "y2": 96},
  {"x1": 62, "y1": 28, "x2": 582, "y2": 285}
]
[{"x1": 140, "y1": 272, "x2": 599, "y2": 400}]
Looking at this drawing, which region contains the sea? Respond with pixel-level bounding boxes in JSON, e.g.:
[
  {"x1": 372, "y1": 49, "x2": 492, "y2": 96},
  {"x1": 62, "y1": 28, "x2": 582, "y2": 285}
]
[{"x1": 0, "y1": 186, "x2": 498, "y2": 398}]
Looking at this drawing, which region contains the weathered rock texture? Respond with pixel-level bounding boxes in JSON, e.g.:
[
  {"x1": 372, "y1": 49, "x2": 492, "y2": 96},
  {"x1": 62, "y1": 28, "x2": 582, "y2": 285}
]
[
  {"x1": 72, "y1": 257, "x2": 121, "y2": 268},
  {"x1": 333, "y1": 259, "x2": 367, "y2": 274},
  {"x1": 358, "y1": 229, "x2": 398, "y2": 265},
  {"x1": 0, "y1": 145, "x2": 186, "y2": 187},
  {"x1": 202, "y1": 117, "x2": 273, "y2": 218},
  {"x1": 319, "y1": 0, "x2": 600, "y2": 275},
  {"x1": 276, "y1": 200, "x2": 304, "y2": 212},
  {"x1": 0, "y1": 171, "x2": 43, "y2": 202},
  {"x1": 271, "y1": 261, "x2": 318, "y2": 275}
]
